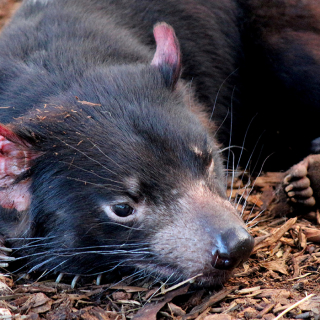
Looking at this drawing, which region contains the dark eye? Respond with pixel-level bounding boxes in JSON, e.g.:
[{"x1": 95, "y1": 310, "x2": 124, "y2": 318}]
[{"x1": 111, "y1": 204, "x2": 134, "y2": 217}]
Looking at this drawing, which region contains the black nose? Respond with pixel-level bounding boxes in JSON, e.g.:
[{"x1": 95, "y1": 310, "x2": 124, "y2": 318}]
[{"x1": 211, "y1": 227, "x2": 254, "y2": 270}]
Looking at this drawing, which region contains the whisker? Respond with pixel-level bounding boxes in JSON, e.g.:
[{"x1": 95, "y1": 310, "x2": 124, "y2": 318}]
[
  {"x1": 244, "y1": 201, "x2": 257, "y2": 222},
  {"x1": 235, "y1": 114, "x2": 258, "y2": 173},
  {"x1": 8, "y1": 237, "x2": 57, "y2": 241},
  {"x1": 247, "y1": 210, "x2": 265, "y2": 229},
  {"x1": 28, "y1": 256, "x2": 56, "y2": 273},
  {"x1": 225, "y1": 86, "x2": 236, "y2": 190},
  {"x1": 209, "y1": 68, "x2": 239, "y2": 121},
  {"x1": 94, "y1": 221, "x2": 145, "y2": 231},
  {"x1": 239, "y1": 153, "x2": 274, "y2": 212},
  {"x1": 83, "y1": 260, "x2": 126, "y2": 275},
  {"x1": 33, "y1": 259, "x2": 68, "y2": 281},
  {"x1": 213, "y1": 107, "x2": 229, "y2": 138},
  {"x1": 233, "y1": 131, "x2": 267, "y2": 209},
  {"x1": 227, "y1": 150, "x2": 235, "y2": 201},
  {"x1": 219, "y1": 145, "x2": 245, "y2": 154}
]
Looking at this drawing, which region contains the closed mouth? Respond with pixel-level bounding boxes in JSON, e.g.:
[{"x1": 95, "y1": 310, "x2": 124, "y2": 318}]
[{"x1": 135, "y1": 262, "x2": 232, "y2": 287}]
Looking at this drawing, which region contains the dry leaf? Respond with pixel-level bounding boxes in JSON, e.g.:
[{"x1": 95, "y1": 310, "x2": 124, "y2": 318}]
[
  {"x1": 168, "y1": 302, "x2": 186, "y2": 316},
  {"x1": 303, "y1": 228, "x2": 320, "y2": 243},
  {"x1": 299, "y1": 296, "x2": 320, "y2": 314},
  {"x1": 132, "y1": 284, "x2": 189, "y2": 320},
  {"x1": 260, "y1": 260, "x2": 288, "y2": 275}
]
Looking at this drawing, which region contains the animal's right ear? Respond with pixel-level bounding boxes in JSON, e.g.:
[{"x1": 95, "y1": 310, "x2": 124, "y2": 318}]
[
  {"x1": 151, "y1": 22, "x2": 182, "y2": 89},
  {"x1": 0, "y1": 124, "x2": 37, "y2": 211}
]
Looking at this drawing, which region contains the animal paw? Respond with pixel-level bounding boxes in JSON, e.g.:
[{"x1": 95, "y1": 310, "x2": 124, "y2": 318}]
[
  {"x1": 0, "y1": 237, "x2": 14, "y2": 268},
  {"x1": 283, "y1": 154, "x2": 320, "y2": 207}
]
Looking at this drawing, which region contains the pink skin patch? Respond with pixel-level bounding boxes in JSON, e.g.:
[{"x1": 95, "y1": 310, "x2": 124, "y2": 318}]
[
  {"x1": 0, "y1": 136, "x2": 29, "y2": 178},
  {"x1": 151, "y1": 22, "x2": 181, "y2": 80},
  {"x1": 0, "y1": 126, "x2": 34, "y2": 212},
  {"x1": 0, "y1": 180, "x2": 31, "y2": 211}
]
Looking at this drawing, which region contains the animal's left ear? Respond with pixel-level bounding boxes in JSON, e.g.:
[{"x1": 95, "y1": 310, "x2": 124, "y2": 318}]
[
  {"x1": 151, "y1": 22, "x2": 182, "y2": 89},
  {"x1": 0, "y1": 124, "x2": 37, "y2": 211}
]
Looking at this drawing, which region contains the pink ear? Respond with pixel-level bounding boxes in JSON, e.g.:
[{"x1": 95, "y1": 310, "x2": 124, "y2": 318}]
[
  {"x1": 151, "y1": 22, "x2": 181, "y2": 87},
  {"x1": 0, "y1": 124, "x2": 34, "y2": 211}
]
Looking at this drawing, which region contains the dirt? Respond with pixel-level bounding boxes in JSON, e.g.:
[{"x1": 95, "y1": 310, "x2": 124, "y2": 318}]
[{"x1": 0, "y1": 1, "x2": 319, "y2": 319}]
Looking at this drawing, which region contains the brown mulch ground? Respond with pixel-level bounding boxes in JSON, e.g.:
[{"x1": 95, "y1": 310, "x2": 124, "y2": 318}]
[{"x1": 0, "y1": 1, "x2": 319, "y2": 319}]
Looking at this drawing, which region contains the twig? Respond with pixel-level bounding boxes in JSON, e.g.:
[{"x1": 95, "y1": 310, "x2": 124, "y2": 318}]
[
  {"x1": 155, "y1": 274, "x2": 202, "y2": 295},
  {"x1": 273, "y1": 293, "x2": 315, "y2": 320}
]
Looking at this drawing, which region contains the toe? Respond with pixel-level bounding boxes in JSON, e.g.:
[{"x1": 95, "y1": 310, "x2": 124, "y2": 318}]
[
  {"x1": 285, "y1": 177, "x2": 310, "y2": 193},
  {"x1": 284, "y1": 163, "x2": 308, "y2": 185},
  {"x1": 287, "y1": 186, "x2": 313, "y2": 199},
  {"x1": 299, "y1": 197, "x2": 316, "y2": 207}
]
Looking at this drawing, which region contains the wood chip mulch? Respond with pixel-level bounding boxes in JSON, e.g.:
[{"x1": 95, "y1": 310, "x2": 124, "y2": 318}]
[{"x1": 0, "y1": 172, "x2": 319, "y2": 320}]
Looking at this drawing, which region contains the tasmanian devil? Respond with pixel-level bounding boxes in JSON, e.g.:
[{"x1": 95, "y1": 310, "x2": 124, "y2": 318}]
[
  {"x1": 1, "y1": 0, "x2": 320, "y2": 286},
  {"x1": 0, "y1": 0, "x2": 255, "y2": 286}
]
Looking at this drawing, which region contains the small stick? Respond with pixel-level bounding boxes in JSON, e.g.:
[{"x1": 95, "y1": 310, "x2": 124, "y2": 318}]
[
  {"x1": 273, "y1": 293, "x2": 315, "y2": 320},
  {"x1": 156, "y1": 274, "x2": 202, "y2": 295}
]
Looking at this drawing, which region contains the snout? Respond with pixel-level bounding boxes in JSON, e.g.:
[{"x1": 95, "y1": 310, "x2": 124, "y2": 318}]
[
  {"x1": 211, "y1": 227, "x2": 254, "y2": 270},
  {"x1": 149, "y1": 192, "x2": 255, "y2": 286}
]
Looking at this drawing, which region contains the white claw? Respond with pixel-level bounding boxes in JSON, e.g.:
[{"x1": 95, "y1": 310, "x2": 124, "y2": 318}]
[
  {"x1": 71, "y1": 275, "x2": 80, "y2": 289},
  {"x1": 56, "y1": 273, "x2": 64, "y2": 283},
  {"x1": 96, "y1": 274, "x2": 102, "y2": 286},
  {"x1": 0, "y1": 263, "x2": 8, "y2": 268},
  {"x1": 283, "y1": 174, "x2": 292, "y2": 185},
  {"x1": 0, "y1": 246, "x2": 12, "y2": 253}
]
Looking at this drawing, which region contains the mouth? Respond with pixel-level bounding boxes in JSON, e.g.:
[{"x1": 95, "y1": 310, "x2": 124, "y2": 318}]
[{"x1": 135, "y1": 262, "x2": 232, "y2": 287}]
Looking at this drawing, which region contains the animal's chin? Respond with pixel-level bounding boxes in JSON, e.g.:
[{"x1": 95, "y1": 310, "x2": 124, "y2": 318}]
[
  {"x1": 195, "y1": 271, "x2": 232, "y2": 287},
  {"x1": 135, "y1": 262, "x2": 232, "y2": 287}
]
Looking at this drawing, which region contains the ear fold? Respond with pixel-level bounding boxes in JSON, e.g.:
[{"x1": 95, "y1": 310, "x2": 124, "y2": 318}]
[
  {"x1": 151, "y1": 22, "x2": 182, "y2": 88},
  {"x1": 0, "y1": 124, "x2": 35, "y2": 211}
]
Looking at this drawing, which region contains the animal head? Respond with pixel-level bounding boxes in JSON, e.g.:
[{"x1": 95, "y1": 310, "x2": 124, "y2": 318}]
[{"x1": 0, "y1": 23, "x2": 253, "y2": 286}]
